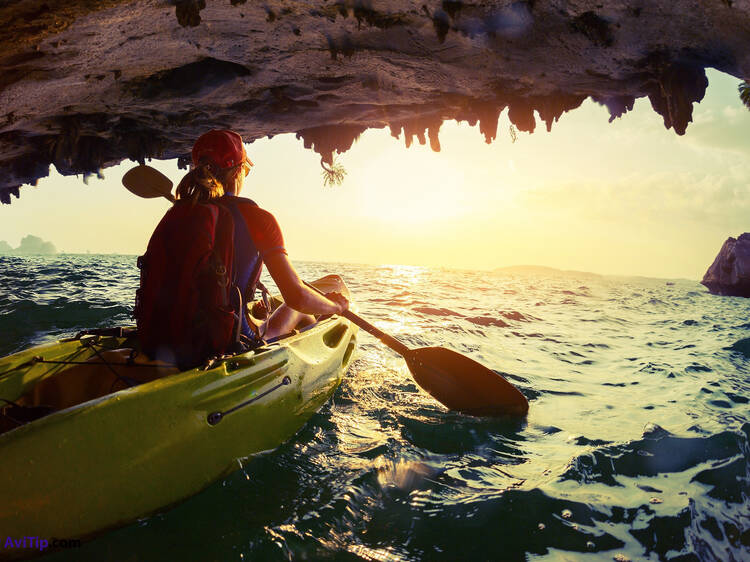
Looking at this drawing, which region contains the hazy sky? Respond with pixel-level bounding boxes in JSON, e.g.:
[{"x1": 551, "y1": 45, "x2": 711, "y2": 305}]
[{"x1": 1, "y1": 69, "x2": 748, "y2": 279}]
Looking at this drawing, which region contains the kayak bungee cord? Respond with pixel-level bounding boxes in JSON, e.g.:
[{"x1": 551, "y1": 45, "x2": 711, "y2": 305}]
[
  {"x1": 0, "y1": 341, "x2": 152, "y2": 386},
  {"x1": 0, "y1": 328, "x2": 138, "y2": 379},
  {"x1": 207, "y1": 375, "x2": 292, "y2": 425},
  {"x1": 0, "y1": 357, "x2": 176, "y2": 380},
  {"x1": 82, "y1": 341, "x2": 140, "y2": 389},
  {"x1": 0, "y1": 345, "x2": 90, "y2": 379}
]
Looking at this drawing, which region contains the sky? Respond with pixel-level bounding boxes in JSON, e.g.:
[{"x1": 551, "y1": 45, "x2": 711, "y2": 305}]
[{"x1": 1, "y1": 69, "x2": 748, "y2": 280}]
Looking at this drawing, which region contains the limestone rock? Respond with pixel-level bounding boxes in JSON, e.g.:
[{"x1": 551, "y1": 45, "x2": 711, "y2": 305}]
[
  {"x1": 0, "y1": 0, "x2": 749, "y2": 204},
  {"x1": 702, "y1": 234, "x2": 750, "y2": 297}
]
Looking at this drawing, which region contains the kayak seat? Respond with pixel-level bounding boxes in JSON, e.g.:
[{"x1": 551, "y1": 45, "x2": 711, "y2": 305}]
[{"x1": 17, "y1": 348, "x2": 179, "y2": 413}]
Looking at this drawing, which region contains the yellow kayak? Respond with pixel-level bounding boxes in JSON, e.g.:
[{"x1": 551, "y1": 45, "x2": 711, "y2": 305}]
[{"x1": 0, "y1": 275, "x2": 357, "y2": 554}]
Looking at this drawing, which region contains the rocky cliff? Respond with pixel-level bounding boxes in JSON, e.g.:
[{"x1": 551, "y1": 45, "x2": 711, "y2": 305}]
[
  {"x1": 702, "y1": 234, "x2": 750, "y2": 297},
  {"x1": 1, "y1": 0, "x2": 749, "y2": 203}
]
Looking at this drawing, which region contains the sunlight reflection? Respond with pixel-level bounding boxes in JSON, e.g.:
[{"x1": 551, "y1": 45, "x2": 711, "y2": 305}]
[
  {"x1": 376, "y1": 264, "x2": 426, "y2": 291},
  {"x1": 368, "y1": 264, "x2": 427, "y2": 335}
]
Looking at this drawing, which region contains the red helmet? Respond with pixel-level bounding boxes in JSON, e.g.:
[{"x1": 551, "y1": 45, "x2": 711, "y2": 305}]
[{"x1": 191, "y1": 129, "x2": 253, "y2": 171}]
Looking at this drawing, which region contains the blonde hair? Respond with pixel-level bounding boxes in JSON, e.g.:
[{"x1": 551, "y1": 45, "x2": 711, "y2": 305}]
[{"x1": 175, "y1": 158, "x2": 242, "y2": 204}]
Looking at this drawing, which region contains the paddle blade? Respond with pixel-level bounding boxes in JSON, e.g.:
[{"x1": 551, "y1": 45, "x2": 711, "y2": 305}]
[
  {"x1": 405, "y1": 347, "x2": 528, "y2": 417},
  {"x1": 122, "y1": 165, "x2": 175, "y2": 202}
]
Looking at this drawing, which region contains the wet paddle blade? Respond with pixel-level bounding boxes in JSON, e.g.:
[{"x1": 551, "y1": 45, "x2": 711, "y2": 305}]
[
  {"x1": 122, "y1": 165, "x2": 174, "y2": 202},
  {"x1": 405, "y1": 347, "x2": 529, "y2": 417}
]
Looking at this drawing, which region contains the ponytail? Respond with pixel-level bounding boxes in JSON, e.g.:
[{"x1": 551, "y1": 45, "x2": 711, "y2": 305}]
[
  {"x1": 175, "y1": 157, "x2": 243, "y2": 204},
  {"x1": 175, "y1": 160, "x2": 224, "y2": 204}
]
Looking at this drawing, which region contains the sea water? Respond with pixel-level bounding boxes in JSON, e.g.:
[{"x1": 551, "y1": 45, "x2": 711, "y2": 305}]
[{"x1": 1, "y1": 255, "x2": 748, "y2": 561}]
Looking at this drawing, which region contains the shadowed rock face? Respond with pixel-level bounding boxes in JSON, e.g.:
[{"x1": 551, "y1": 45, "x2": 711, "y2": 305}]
[
  {"x1": 0, "y1": 0, "x2": 748, "y2": 204},
  {"x1": 702, "y1": 234, "x2": 750, "y2": 298}
]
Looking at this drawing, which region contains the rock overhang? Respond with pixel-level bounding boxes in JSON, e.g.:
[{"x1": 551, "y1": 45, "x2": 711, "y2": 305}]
[{"x1": 0, "y1": 0, "x2": 748, "y2": 204}]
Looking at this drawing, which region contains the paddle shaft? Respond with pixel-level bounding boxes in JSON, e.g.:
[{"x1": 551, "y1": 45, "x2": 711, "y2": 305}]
[
  {"x1": 340, "y1": 310, "x2": 410, "y2": 356},
  {"x1": 303, "y1": 281, "x2": 410, "y2": 356}
]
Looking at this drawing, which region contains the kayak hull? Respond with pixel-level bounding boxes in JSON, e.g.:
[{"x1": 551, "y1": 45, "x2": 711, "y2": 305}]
[{"x1": 0, "y1": 276, "x2": 357, "y2": 547}]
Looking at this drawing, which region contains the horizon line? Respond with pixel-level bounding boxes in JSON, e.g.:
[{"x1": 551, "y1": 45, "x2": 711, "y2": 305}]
[{"x1": 0, "y1": 252, "x2": 701, "y2": 282}]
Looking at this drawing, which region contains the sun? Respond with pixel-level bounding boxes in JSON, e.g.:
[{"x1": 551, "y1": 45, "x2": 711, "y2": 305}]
[{"x1": 355, "y1": 144, "x2": 469, "y2": 225}]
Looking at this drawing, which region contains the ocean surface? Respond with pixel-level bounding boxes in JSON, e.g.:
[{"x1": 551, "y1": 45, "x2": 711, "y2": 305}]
[{"x1": 1, "y1": 255, "x2": 749, "y2": 561}]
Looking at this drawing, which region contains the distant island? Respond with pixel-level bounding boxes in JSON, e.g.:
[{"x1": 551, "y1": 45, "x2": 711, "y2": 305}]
[
  {"x1": 0, "y1": 234, "x2": 57, "y2": 255},
  {"x1": 494, "y1": 265, "x2": 602, "y2": 277}
]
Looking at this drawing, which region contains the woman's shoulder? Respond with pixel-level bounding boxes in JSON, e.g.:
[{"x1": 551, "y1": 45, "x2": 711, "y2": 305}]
[
  {"x1": 223, "y1": 197, "x2": 280, "y2": 228},
  {"x1": 219, "y1": 195, "x2": 258, "y2": 208},
  {"x1": 221, "y1": 196, "x2": 274, "y2": 217}
]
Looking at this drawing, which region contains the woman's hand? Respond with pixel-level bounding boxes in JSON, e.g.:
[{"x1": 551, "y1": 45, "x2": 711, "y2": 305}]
[
  {"x1": 325, "y1": 291, "x2": 349, "y2": 315},
  {"x1": 264, "y1": 252, "x2": 348, "y2": 315}
]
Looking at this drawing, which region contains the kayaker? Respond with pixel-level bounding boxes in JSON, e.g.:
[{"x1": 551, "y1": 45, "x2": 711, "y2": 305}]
[{"x1": 175, "y1": 129, "x2": 349, "y2": 344}]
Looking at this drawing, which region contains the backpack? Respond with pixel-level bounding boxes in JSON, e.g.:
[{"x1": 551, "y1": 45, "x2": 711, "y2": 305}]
[{"x1": 134, "y1": 201, "x2": 240, "y2": 369}]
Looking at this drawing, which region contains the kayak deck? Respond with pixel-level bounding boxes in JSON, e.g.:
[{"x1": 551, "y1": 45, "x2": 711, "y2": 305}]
[{"x1": 0, "y1": 275, "x2": 357, "y2": 546}]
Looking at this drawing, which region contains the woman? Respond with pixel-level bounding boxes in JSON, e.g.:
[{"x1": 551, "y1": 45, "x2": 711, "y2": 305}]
[{"x1": 176, "y1": 129, "x2": 349, "y2": 344}]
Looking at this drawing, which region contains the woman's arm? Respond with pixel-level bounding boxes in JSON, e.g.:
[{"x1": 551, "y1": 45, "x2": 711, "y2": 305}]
[{"x1": 263, "y1": 252, "x2": 349, "y2": 315}]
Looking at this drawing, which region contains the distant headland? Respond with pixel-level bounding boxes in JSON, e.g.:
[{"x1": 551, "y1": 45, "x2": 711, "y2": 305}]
[
  {"x1": 0, "y1": 235, "x2": 57, "y2": 255},
  {"x1": 494, "y1": 265, "x2": 601, "y2": 277}
]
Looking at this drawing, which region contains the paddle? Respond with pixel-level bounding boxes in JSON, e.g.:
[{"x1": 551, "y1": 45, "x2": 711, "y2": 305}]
[
  {"x1": 122, "y1": 165, "x2": 529, "y2": 417},
  {"x1": 303, "y1": 281, "x2": 528, "y2": 417},
  {"x1": 122, "y1": 164, "x2": 175, "y2": 202}
]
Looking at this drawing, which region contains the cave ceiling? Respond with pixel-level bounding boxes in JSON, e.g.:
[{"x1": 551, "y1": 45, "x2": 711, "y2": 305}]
[{"x1": 1, "y1": 0, "x2": 749, "y2": 204}]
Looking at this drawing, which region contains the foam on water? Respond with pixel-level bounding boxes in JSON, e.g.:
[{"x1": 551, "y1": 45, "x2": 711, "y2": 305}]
[{"x1": 2, "y1": 257, "x2": 749, "y2": 561}]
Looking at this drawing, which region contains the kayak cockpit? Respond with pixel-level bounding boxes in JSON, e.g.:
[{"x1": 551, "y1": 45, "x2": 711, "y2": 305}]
[{"x1": 0, "y1": 329, "x2": 180, "y2": 435}]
